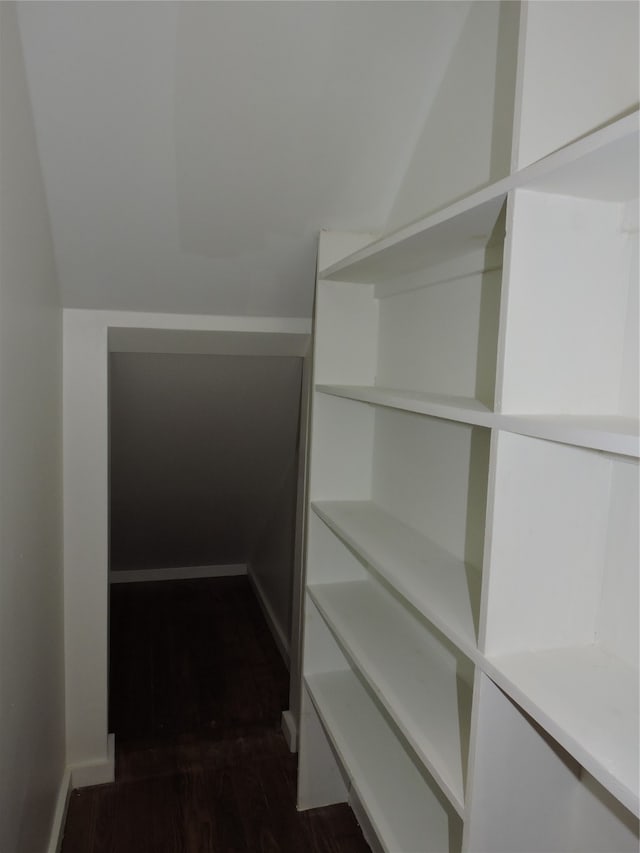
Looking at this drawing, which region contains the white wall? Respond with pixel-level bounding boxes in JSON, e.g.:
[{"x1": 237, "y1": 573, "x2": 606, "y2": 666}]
[
  {"x1": 63, "y1": 309, "x2": 310, "y2": 774},
  {"x1": 110, "y1": 352, "x2": 303, "y2": 574},
  {"x1": 387, "y1": 0, "x2": 519, "y2": 230},
  {"x1": 0, "y1": 4, "x2": 66, "y2": 851},
  {"x1": 249, "y1": 455, "x2": 299, "y2": 664}
]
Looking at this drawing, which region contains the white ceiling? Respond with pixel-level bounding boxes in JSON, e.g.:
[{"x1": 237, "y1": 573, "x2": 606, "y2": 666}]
[{"x1": 17, "y1": 1, "x2": 470, "y2": 318}]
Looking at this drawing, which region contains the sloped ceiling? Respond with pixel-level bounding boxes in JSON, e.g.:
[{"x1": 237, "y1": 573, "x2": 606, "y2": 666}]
[{"x1": 18, "y1": 1, "x2": 470, "y2": 318}]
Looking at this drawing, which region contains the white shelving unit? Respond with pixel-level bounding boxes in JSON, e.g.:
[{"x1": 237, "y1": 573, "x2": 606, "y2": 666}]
[
  {"x1": 297, "y1": 3, "x2": 638, "y2": 851},
  {"x1": 309, "y1": 577, "x2": 473, "y2": 813}
]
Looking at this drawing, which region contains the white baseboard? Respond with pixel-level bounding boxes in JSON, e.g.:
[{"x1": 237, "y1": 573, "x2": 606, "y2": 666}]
[
  {"x1": 109, "y1": 563, "x2": 247, "y2": 584},
  {"x1": 69, "y1": 733, "x2": 115, "y2": 789},
  {"x1": 247, "y1": 568, "x2": 290, "y2": 669},
  {"x1": 47, "y1": 770, "x2": 72, "y2": 853},
  {"x1": 281, "y1": 709, "x2": 297, "y2": 752},
  {"x1": 349, "y1": 786, "x2": 384, "y2": 853}
]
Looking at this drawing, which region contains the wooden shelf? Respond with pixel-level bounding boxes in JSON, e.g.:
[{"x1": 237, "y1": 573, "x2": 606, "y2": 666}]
[
  {"x1": 316, "y1": 385, "x2": 494, "y2": 428},
  {"x1": 500, "y1": 414, "x2": 639, "y2": 458},
  {"x1": 309, "y1": 579, "x2": 472, "y2": 814},
  {"x1": 318, "y1": 113, "x2": 637, "y2": 289},
  {"x1": 312, "y1": 501, "x2": 479, "y2": 657},
  {"x1": 484, "y1": 646, "x2": 639, "y2": 818},
  {"x1": 315, "y1": 388, "x2": 639, "y2": 456},
  {"x1": 517, "y1": 111, "x2": 638, "y2": 202},
  {"x1": 306, "y1": 670, "x2": 458, "y2": 853},
  {"x1": 319, "y1": 181, "x2": 509, "y2": 284}
]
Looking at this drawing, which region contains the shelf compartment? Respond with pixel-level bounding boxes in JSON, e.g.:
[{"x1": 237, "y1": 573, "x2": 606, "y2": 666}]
[
  {"x1": 319, "y1": 182, "x2": 509, "y2": 284},
  {"x1": 482, "y1": 432, "x2": 638, "y2": 812},
  {"x1": 465, "y1": 673, "x2": 638, "y2": 852},
  {"x1": 372, "y1": 410, "x2": 490, "y2": 577},
  {"x1": 314, "y1": 260, "x2": 503, "y2": 408},
  {"x1": 306, "y1": 669, "x2": 462, "y2": 853},
  {"x1": 309, "y1": 577, "x2": 473, "y2": 814},
  {"x1": 312, "y1": 500, "x2": 479, "y2": 656},
  {"x1": 375, "y1": 262, "x2": 501, "y2": 409},
  {"x1": 483, "y1": 433, "x2": 638, "y2": 661},
  {"x1": 518, "y1": 113, "x2": 638, "y2": 202},
  {"x1": 316, "y1": 385, "x2": 493, "y2": 428},
  {"x1": 309, "y1": 401, "x2": 491, "y2": 586},
  {"x1": 484, "y1": 646, "x2": 639, "y2": 817},
  {"x1": 513, "y1": 0, "x2": 638, "y2": 170},
  {"x1": 498, "y1": 124, "x2": 638, "y2": 419}
]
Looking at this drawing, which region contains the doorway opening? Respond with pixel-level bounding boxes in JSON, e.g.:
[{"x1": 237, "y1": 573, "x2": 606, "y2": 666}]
[{"x1": 106, "y1": 328, "x2": 309, "y2": 761}]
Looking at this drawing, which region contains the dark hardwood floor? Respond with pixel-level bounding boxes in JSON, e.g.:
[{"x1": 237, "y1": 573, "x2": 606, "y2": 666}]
[{"x1": 61, "y1": 576, "x2": 370, "y2": 853}]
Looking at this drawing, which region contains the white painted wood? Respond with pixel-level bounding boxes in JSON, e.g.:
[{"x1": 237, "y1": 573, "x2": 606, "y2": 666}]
[
  {"x1": 316, "y1": 385, "x2": 494, "y2": 429},
  {"x1": 484, "y1": 646, "x2": 639, "y2": 818},
  {"x1": 500, "y1": 413, "x2": 639, "y2": 458},
  {"x1": 599, "y1": 455, "x2": 639, "y2": 670},
  {"x1": 296, "y1": 684, "x2": 348, "y2": 811},
  {"x1": 307, "y1": 394, "x2": 374, "y2": 502},
  {"x1": 465, "y1": 673, "x2": 581, "y2": 853},
  {"x1": 570, "y1": 768, "x2": 640, "y2": 853},
  {"x1": 499, "y1": 189, "x2": 637, "y2": 416},
  {"x1": 377, "y1": 269, "x2": 501, "y2": 407},
  {"x1": 314, "y1": 387, "x2": 640, "y2": 457},
  {"x1": 347, "y1": 788, "x2": 385, "y2": 853},
  {"x1": 301, "y1": 595, "x2": 351, "y2": 679},
  {"x1": 313, "y1": 280, "x2": 378, "y2": 386},
  {"x1": 372, "y1": 409, "x2": 490, "y2": 570},
  {"x1": 46, "y1": 771, "x2": 72, "y2": 853},
  {"x1": 285, "y1": 348, "x2": 312, "y2": 744},
  {"x1": 309, "y1": 579, "x2": 473, "y2": 814},
  {"x1": 64, "y1": 308, "x2": 310, "y2": 773},
  {"x1": 320, "y1": 113, "x2": 637, "y2": 288},
  {"x1": 306, "y1": 670, "x2": 459, "y2": 853},
  {"x1": 517, "y1": 117, "x2": 638, "y2": 202},
  {"x1": 483, "y1": 433, "x2": 616, "y2": 654},
  {"x1": 301, "y1": 69, "x2": 639, "y2": 853},
  {"x1": 305, "y1": 510, "x2": 368, "y2": 588},
  {"x1": 109, "y1": 564, "x2": 247, "y2": 584},
  {"x1": 320, "y1": 185, "x2": 509, "y2": 284},
  {"x1": 70, "y1": 733, "x2": 115, "y2": 789},
  {"x1": 482, "y1": 433, "x2": 639, "y2": 813},
  {"x1": 280, "y1": 709, "x2": 297, "y2": 753},
  {"x1": 513, "y1": 1, "x2": 639, "y2": 169},
  {"x1": 312, "y1": 501, "x2": 479, "y2": 658},
  {"x1": 619, "y1": 213, "x2": 639, "y2": 418},
  {"x1": 465, "y1": 673, "x2": 638, "y2": 853},
  {"x1": 373, "y1": 245, "x2": 503, "y2": 299}
]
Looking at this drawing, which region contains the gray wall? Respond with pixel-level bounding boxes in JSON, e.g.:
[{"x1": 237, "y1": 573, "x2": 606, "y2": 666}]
[
  {"x1": 109, "y1": 352, "x2": 302, "y2": 573},
  {"x1": 0, "y1": 4, "x2": 66, "y2": 850}
]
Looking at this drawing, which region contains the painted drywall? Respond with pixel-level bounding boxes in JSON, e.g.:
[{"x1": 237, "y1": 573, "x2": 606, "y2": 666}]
[
  {"x1": 0, "y1": 4, "x2": 66, "y2": 851},
  {"x1": 110, "y1": 352, "x2": 303, "y2": 572},
  {"x1": 249, "y1": 455, "x2": 299, "y2": 663},
  {"x1": 387, "y1": 0, "x2": 520, "y2": 230},
  {"x1": 63, "y1": 309, "x2": 311, "y2": 774},
  {"x1": 17, "y1": 1, "x2": 469, "y2": 317}
]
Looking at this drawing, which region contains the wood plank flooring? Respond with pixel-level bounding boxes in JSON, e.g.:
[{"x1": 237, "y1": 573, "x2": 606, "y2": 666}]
[{"x1": 61, "y1": 577, "x2": 370, "y2": 853}]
